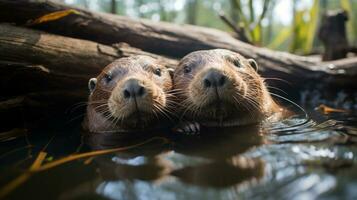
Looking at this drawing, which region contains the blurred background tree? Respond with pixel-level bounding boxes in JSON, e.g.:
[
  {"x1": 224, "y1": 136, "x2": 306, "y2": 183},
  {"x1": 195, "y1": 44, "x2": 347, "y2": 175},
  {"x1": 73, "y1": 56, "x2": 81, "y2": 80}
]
[{"x1": 60, "y1": 0, "x2": 357, "y2": 55}]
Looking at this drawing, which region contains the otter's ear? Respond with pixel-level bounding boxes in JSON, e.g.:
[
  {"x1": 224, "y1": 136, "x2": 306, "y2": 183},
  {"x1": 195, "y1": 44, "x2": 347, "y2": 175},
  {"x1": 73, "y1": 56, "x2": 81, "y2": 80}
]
[
  {"x1": 248, "y1": 59, "x2": 259, "y2": 71},
  {"x1": 88, "y1": 78, "x2": 97, "y2": 93},
  {"x1": 167, "y1": 68, "x2": 174, "y2": 79}
]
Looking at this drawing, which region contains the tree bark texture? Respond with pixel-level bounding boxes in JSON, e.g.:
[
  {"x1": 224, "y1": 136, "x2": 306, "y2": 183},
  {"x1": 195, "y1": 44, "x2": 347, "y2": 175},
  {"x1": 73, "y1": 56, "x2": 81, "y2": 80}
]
[
  {"x1": 0, "y1": 24, "x2": 177, "y2": 78},
  {"x1": 318, "y1": 10, "x2": 349, "y2": 61}
]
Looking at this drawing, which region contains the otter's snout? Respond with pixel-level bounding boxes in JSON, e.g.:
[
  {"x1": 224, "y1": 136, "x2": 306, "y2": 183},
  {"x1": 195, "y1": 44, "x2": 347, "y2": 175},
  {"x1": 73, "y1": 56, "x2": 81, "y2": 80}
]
[
  {"x1": 123, "y1": 79, "x2": 146, "y2": 99},
  {"x1": 203, "y1": 69, "x2": 227, "y2": 88}
]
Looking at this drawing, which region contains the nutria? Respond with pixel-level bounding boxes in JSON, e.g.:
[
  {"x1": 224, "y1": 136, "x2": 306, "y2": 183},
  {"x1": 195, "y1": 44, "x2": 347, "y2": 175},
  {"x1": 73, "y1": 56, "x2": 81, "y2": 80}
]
[
  {"x1": 83, "y1": 56, "x2": 174, "y2": 133},
  {"x1": 173, "y1": 49, "x2": 281, "y2": 133}
]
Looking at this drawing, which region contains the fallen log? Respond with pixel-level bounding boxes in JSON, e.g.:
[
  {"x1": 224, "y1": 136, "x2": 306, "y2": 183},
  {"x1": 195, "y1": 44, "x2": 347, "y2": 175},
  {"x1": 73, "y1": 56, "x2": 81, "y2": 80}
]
[
  {"x1": 0, "y1": 24, "x2": 177, "y2": 130},
  {"x1": 0, "y1": 61, "x2": 87, "y2": 97},
  {"x1": 0, "y1": 23, "x2": 177, "y2": 98},
  {"x1": 0, "y1": 24, "x2": 177, "y2": 78},
  {"x1": 0, "y1": 0, "x2": 356, "y2": 89}
]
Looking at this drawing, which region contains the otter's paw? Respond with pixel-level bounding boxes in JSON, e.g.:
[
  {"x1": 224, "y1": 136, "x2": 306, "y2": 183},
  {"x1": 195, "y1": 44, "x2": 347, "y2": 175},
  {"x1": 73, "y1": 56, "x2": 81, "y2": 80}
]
[{"x1": 173, "y1": 122, "x2": 200, "y2": 135}]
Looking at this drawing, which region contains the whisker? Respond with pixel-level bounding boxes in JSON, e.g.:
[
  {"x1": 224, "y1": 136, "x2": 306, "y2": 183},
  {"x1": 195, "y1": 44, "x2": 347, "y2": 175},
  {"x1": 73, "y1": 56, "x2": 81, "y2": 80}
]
[
  {"x1": 267, "y1": 86, "x2": 288, "y2": 96},
  {"x1": 268, "y1": 92, "x2": 310, "y2": 131},
  {"x1": 264, "y1": 77, "x2": 291, "y2": 85}
]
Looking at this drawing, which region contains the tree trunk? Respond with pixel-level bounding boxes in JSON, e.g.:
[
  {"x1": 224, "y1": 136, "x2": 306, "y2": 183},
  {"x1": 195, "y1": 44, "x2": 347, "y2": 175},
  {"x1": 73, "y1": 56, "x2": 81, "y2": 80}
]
[
  {"x1": 186, "y1": 0, "x2": 198, "y2": 25},
  {"x1": 110, "y1": 0, "x2": 116, "y2": 14},
  {"x1": 0, "y1": 0, "x2": 356, "y2": 89},
  {"x1": 318, "y1": 10, "x2": 349, "y2": 61}
]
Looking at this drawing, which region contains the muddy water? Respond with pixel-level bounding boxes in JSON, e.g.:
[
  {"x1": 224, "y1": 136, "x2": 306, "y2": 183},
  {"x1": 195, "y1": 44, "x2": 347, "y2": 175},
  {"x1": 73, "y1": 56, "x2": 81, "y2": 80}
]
[{"x1": 1, "y1": 107, "x2": 357, "y2": 200}]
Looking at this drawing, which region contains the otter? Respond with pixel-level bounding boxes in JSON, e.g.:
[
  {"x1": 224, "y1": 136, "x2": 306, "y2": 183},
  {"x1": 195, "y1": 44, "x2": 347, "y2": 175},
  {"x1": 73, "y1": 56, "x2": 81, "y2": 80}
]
[
  {"x1": 173, "y1": 49, "x2": 282, "y2": 133},
  {"x1": 83, "y1": 56, "x2": 174, "y2": 133}
]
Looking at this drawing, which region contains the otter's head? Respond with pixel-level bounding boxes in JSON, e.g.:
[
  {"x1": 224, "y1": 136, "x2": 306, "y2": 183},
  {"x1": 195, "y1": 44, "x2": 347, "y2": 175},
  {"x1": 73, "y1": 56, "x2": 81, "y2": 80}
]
[
  {"x1": 87, "y1": 56, "x2": 173, "y2": 131},
  {"x1": 173, "y1": 49, "x2": 274, "y2": 126}
]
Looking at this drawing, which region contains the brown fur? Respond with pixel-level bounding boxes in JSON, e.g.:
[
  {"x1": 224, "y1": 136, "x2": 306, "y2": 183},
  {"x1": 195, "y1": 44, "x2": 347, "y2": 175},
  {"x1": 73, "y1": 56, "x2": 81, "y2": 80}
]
[
  {"x1": 173, "y1": 49, "x2": 280, "y2": 127},
  {"x1": 84, "y1": 56, "x2": 174, "y2": 133}
]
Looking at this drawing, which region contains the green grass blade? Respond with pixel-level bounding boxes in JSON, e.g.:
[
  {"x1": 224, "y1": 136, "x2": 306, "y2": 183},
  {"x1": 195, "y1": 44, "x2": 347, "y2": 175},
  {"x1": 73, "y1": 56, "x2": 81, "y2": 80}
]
[
  {"x1": 304, "y1": 0, "x2": 319, "y2": 53},
  {"x1": 268, "y1": 27, "x2": 291, "y2": 49}
]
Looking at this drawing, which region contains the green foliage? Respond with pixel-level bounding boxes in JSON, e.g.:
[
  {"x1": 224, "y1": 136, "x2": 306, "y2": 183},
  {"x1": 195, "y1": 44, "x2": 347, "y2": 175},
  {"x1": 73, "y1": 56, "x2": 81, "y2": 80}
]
[
  {"x1": 289, "y1": 0, "x2": 319, "y2": 54},
  {"x1": 340, "y1": 0, "x2": 357, "y2": 44},
  {"x1": 195, "y1": 1, "x2": 229, "y2": 30},
  {"x1": 231, "y1": 0, "x2": 270, "y2": 45},
  {"x1": 64, "y1": 0, "x2": 357, "y2": 54},
  {"x1": 268, "y1": 27, "x2": 291, "y2": 49},
  {"x1": 305, "y1": 0, "x2": 319, "y2": 53}
]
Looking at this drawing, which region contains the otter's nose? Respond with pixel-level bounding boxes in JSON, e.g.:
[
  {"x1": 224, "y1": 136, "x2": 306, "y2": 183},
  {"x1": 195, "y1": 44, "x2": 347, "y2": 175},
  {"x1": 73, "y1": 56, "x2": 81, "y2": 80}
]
[
  {"x1": 203, "y1": 70, "x2": 227, "y2": 88},
  {"x1": 123, "y1": 79, "x2": 146, "y2": 99}
]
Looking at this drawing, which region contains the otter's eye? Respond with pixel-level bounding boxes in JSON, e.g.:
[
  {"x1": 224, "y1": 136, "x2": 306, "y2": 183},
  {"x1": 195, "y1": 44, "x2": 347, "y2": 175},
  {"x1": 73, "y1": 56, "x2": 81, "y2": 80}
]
[
  {"x1": 183, "y1": 65, "x2": 191, "y2": 74},
  {"x1": 104, "y1": 73, "x2": 112, "y2": 83},
  {"x1": 154, "y1": 68, "x2": 161, "y2": 76},
  {"x1": 233, "y1": 59, "x2": 242, "y2": 68}
]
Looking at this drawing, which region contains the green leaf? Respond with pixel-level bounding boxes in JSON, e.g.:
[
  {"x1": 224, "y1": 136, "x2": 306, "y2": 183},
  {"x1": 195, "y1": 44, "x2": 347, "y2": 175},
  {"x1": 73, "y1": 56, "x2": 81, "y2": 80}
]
[
  {"x1": 304, "y1": 0, "x2": 319, "y2": 53},
  {"x1": 251, "y1": 23, "x2": 262, "y2": 44},
  {"x1": 268, "y1": 27, "x2": 291, "y2": 49},
  {"x1": 341, "y1": 0, "x2": 357, "y2": 43}
]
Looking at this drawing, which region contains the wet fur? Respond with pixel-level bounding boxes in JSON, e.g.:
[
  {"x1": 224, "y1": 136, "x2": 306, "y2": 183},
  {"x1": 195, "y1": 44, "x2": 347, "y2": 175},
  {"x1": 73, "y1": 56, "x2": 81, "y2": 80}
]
[
  {"x1": 84, "y1": 56, "x2": 174, "y2": 133},
  {"x1": 173, "y1": 49, "x2": 280, "y2": 127}
]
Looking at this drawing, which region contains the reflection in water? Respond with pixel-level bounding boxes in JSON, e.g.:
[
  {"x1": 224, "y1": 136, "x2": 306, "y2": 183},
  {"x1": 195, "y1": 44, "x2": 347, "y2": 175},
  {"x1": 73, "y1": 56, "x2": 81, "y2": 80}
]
[
  {"x1": 88, "y1": 126, "x2": 267, "y2": 199},
  {"x1": 95, "y1": 153, "x2": 173, "y2": 182},
  {"x1": 172, "y1": 158, "x2": 264, "y2": 188},
  {"x1": 1, "y1": 110, "x2": 357, "y2": 199}
]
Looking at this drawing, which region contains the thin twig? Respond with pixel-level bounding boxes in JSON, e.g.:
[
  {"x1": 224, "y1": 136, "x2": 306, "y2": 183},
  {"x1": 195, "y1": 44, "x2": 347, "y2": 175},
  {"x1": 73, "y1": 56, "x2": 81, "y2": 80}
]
[{"x1": 218, "y1": 12, "x2": 251, "y2": 43}]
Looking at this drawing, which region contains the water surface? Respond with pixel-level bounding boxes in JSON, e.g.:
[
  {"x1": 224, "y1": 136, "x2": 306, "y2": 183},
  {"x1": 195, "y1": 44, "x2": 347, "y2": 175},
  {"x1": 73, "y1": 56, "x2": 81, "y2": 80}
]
[{"x1": 1, "y1": 106, "x2": 357, "y2": 200}]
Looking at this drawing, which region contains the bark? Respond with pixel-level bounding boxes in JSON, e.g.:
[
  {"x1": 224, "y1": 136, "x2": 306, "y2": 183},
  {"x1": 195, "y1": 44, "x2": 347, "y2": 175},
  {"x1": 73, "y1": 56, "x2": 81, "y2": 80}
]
[
  {"x1": 0, "y1": 61, "x2": 88, "y2": 97},
  {"x1": 110, "y1": 0, "x2": 117, "y2": 14},
  {"x1": 0, "y1": 24, "x2": 177, "y2": 78},
  {"x1": 0, "y1": 0, "x2": 356, "y2": 89},
  {"x1": 318, "y1": 10, "x2": 349, "y2": 61},
  {"x1": 186, "y1": 0, "x2": 198, "y2": 25}
]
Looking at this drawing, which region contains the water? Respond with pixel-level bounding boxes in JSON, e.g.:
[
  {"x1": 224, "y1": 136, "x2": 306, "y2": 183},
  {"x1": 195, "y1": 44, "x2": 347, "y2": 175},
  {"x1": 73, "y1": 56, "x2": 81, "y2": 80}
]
[{"x1": 1, "y1": 106, "x2": 357, "y2": 200}]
